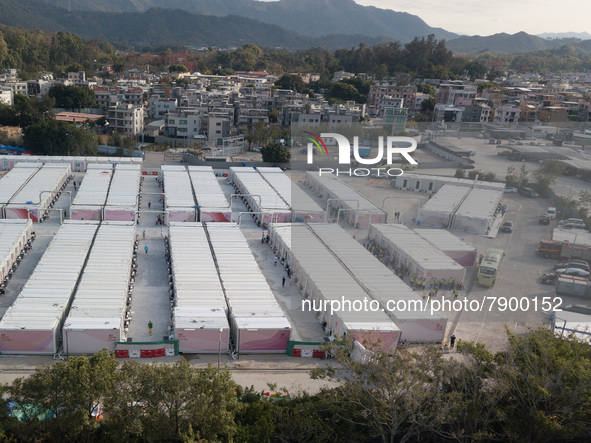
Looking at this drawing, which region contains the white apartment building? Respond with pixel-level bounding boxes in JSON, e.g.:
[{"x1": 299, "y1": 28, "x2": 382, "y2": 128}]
[
  {"x1": 148, "y1": 98, "x2": 177, "y2": 119},
  {"x1": 0, "y1": 87, "x2": 13, "y2": 105},
  {"x1": 107, "y1": 103, "x2": 145, "y2": 136},
  {"x1": 165, "y1": 110, "x2": 201, "y2": 139}
]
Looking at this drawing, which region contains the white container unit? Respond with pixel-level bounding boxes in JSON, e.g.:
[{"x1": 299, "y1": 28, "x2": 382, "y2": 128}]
[
  {"x1": 0, "y1": 155, "x2": 142, "y2": 172},
  {"x1": 206, "y1": 223, "x2": 291, "y2": 353},
  {"x1": 394, "y1": 173, "x2": 506, "y2": 194},
  {"x1": 451, "y1": 189, "x2": 503, "y2": 235},
  {"x1": 0, "y1": 219, "x2": 33, "y2": 284},
  {"x1": 169, "y1": 223, "x2": 230, "y2": 353},
  {"x1": 303, "y1": 172, "x2": 386, "y2": 227},
  {"x1": 0, "y1": 223, "x2": 98, "y2": 354},
  {"x1": 368, "y1": 224, "x2": 466, "y2": 283},
  {"x1": 187, "y1": 166, "x2": 231, "y2": 223},
  {"x1": 309, "y1": 224, "x2": 448, "y2": 343},
  {"x1": 4, "y1": 163, "x2": 71, "y2": 222},
  {"x1": 63, "y1": 223, "x2": 135, "y2": 354},
  {"x1": 104, "y1": 164, "x2": 141, "y2": 221},
  {"x1": 70, "y1": 164, "x2": 113, "y2": 221},
  {"x1": 229, "y1": 167, "x2": 291, "y2": 226},
  {"x1": 417, "y1": 184, "x2": 470, "y2": 229},
  {"x1": 414, "y1": 229, "x2": 477, "y2": 267},
  {"x1": 258, "y1": 167, "x2": 324, "y2": 223},
  {"x1": 269, "y1": 223, "x2": 401, "y2": 350},
  {"x1": 162, "y1": 166, "x2": 196, "y2": 223},
  {"x1": 0, "y1": 163, "x2": 42, "y2": 209}
]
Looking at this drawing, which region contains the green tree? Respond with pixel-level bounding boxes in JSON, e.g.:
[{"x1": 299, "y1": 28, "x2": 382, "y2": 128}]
[
  {"x1": 24, "y1": 120, "x2": 98, "y2": 156},
  {"x1": 518, "y1": 164, "x2": 529, "y2": 186},
  {"x1": 261, "y1": 141, "x2": 291, "y2": 164},
  {"x1": 3, "y1": 350, "x2": 117, "y2": 442},
  {"x1": 416, "y1": 84, "x2": 436, "y2": 96},
  {"x1": 48, "y1": 84, "x2": 95, "y2": 109},
  {"x1": 105, "y1": 361, "x2": 239, "y2": 442},
  {"x1": 454, "y1": 168, "x2": 466, "y2": 178},
  {"x1": 169, "y1": 64, "x2": 188, "y2": 73},
  {"x1": 274, "y1": 74, "x2": 305, "y2": 92},
  {"x1": 325, "y1": 82, "x2": 361, "y2": 103},
  {"x1": 268, "y1": 109, "x2": 279, "y2": 124},
  {"x1": 505, "y1": 165, "x2": 517, "y2": 186},
  {"x1": 532, "y1": 160, "x2": 565, "y2": 193}
]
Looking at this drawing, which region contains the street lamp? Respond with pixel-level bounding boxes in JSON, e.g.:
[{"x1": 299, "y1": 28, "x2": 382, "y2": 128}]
[{"x1": 218, "y1": 327, "x2": 223, "y2": 372}]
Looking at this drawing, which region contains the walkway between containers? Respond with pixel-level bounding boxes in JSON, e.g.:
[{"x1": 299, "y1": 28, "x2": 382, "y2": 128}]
[{"x1": 127, "y1": 174, "x2": 170, "y2": 342}]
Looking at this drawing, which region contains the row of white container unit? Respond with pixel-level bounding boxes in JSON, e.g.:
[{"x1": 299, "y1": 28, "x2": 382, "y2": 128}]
[
  {"x1": 169, "y1": 223, "x2": 230, "y2": 353},
  {"x1": 229, "y1": 167, "x2": 291, "y2": 226},
  {"x1": 187, "y1": 166, "x2": 231, "y2": 222},
  {"x1": 417, "y1": 185, "x2": 471, "y2": 229},
  {"x1": 256, "y1": 167, "x2": 325, "y2": 223},
  {"x1": 413, "y1": 229, "x2": 478, "y2": 267},
  {"x1": 162, "y1": 165, "x2": 197, "y2": 223},
  {"x1": 1, "y1": 163, "x2": 71, "y2": 222},
  {"x1": 303, "y1": 172, "x2": 387, "y2": 227},
  {"x1": 70, "y1": 164, "x2": 114, "y2": 221},
  {"x1": 0, "y1": 163, "x2": 42, "y2": 206},
  {"x1": 451, "y1": 188, "x2": 504, "y2": 235},
  {"x1": 306, "y1": 224, "x2": 448, "y2": 343},
  {"x1": 269, "y1": 223, "x2": 402, "y2": 351},
  {"x1": 0, "y1": 155, "x2": 143, "y2": 172},
  {"x1": 368, "y1": 224, "x2": 467, "y2": 283},
  {"x1": 63, "y1": 222, "x2": 136, "y2": 354},
  {"x1": 104, "y1": 164, "x2": 142, "y2": 222},
  {"x1": 0, "y1": 222, "x2": 99, "y2": 354},
  {"x1": 393, "y1": 173, "x2": 506, "y2": 194},
  {"x1": 0, "y1": 219, "x2": 34, "y2": 285},
  {"x1": 206, "y1": 223, "x2": 291, "y2": 353}
]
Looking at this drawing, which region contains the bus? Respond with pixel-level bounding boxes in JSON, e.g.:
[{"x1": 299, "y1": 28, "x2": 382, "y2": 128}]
[{"x1": 476, "y1": 249, "x2": 504, "y2": 287}]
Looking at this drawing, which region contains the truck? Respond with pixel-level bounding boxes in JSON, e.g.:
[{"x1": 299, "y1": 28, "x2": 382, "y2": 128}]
[{"x1": 536, "y1": 240, "x2": 591, "y2": 261}]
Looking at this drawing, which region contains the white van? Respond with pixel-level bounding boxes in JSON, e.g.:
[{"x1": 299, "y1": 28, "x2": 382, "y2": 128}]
[{"x1": 546, "y1": 207, "x2": 557, "y2": 220}]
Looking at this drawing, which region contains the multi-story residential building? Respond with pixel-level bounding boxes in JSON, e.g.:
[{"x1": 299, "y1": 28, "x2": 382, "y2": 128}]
[
  {"x1": 438, "y1": 83, "x2": 477, "y2": 106},
  {"x1": 107, "y1": 103, "x2": 144, "y2": 136},
  {"x1": 67, "y1": 71, "x2": 86, "y2": 83},
  {"x1": 148, "y1": 98, "x2": 177, "y2": 119},
  {"x1": 368, "y1": 84, "x2": 417, "y2": 116},
  {"x1": 237, "y1": 108, "x2": 269, "y2": 128},
  {"x1": 540, "y1": 106, "x2": 568, "y2": 123},
  {"x1": 461, "y1": 104, "x2": 490, "y2": 123},
  {"x1": 124, "y1": 88, "x2": 144, "y2": 106},
  {"x1": 493, "y1": 106, "x2": 521, "y2": 124},
  {"x1": 519, "y1": 103, "x2": 538, "y2": 123},
  {"x1": 207, "y1": 112, "x2": 232, "y2": 142},
  {"x1": 0, "y1": 87, "x2": 14, "y2": 105},
  {"x1": 165, "y1": 110, "x2": 201, "y2": 139},
  {"x1": 434, "y1": 104, "x2": 464, "y2": 123},
  {"x1": 384, "y1": 105, "x2": 408, "y2": 133}
]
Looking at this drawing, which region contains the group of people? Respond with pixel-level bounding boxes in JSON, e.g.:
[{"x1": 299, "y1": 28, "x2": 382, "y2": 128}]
[{"x1": 393, "y1": 211, "x2": 402, "y2": 220}]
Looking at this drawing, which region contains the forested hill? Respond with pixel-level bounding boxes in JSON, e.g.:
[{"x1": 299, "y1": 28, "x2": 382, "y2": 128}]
[
  {"x1": 41, "y1": 0, "x2": 457, "y2": 42},
  {"x1": 0, "y1": 0, "x2": 394, "y2": 50}
]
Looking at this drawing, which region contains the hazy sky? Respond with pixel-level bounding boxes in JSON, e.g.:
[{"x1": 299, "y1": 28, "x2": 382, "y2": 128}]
[{"x1": 354, "y1": 0, "x2": 591, "y2": 35}]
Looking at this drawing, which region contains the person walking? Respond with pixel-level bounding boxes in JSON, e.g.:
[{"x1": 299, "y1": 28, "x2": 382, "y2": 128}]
[
  {"x1": 144, "y1": 244, "x2": 149, "y2": 254},
  {"x1": 142, "y1": 230, "x2": 146, "y2": 240},
  {"x1": 274, "y1": 257, "x2": 278, "y2": 266},
  {"x1": 148, "y1": 320, "x2": 153, "y2": 336},
  {"x1": 148, "y1": 201, "x2": 151, "y2": 210},
  {"x1": 450, "y1": 334, "x2": 456, "y2": 349},
  {"x1": 282, "y1": 276, "x2": 286, "y2": 287}
]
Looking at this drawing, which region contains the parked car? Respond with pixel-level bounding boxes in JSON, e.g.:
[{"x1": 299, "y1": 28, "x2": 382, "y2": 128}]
[
  {"x1": 558, "y1": 218, "x2": 585, "y2": 226},
  {"x1": 461, "y1": 156, "x2": 475, "y2": 164},
  {"x1": 539, "y1": 214, "x2": 551, "y2": 225},
  {"x1": 555, "y1": 268, "x2": 590, "y2": 278},
  {"x1": 501, "y1": 221, "x2": 514, "y2": 233},
  {"x1": 554, "y1": 260, "x2": 590, "y2": 272},
  {"x1": 559, "y1": 223, "x2": 588, "y2": 231},
  {"x1": 519, "y1": 187, "x2": 538, "y2": 198},
  {"x1": 252, "y1": 146, "x2": 262, "y2": 153},
  {"x1": 504, "y1": 187, "x2": 518, "y2": 194},
  {"x1": 545, "y1": 207, "x2": 557, "y2": 220},
  {"x1": 459, "y1": 164, "x2": 475, "y2": 169}
]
